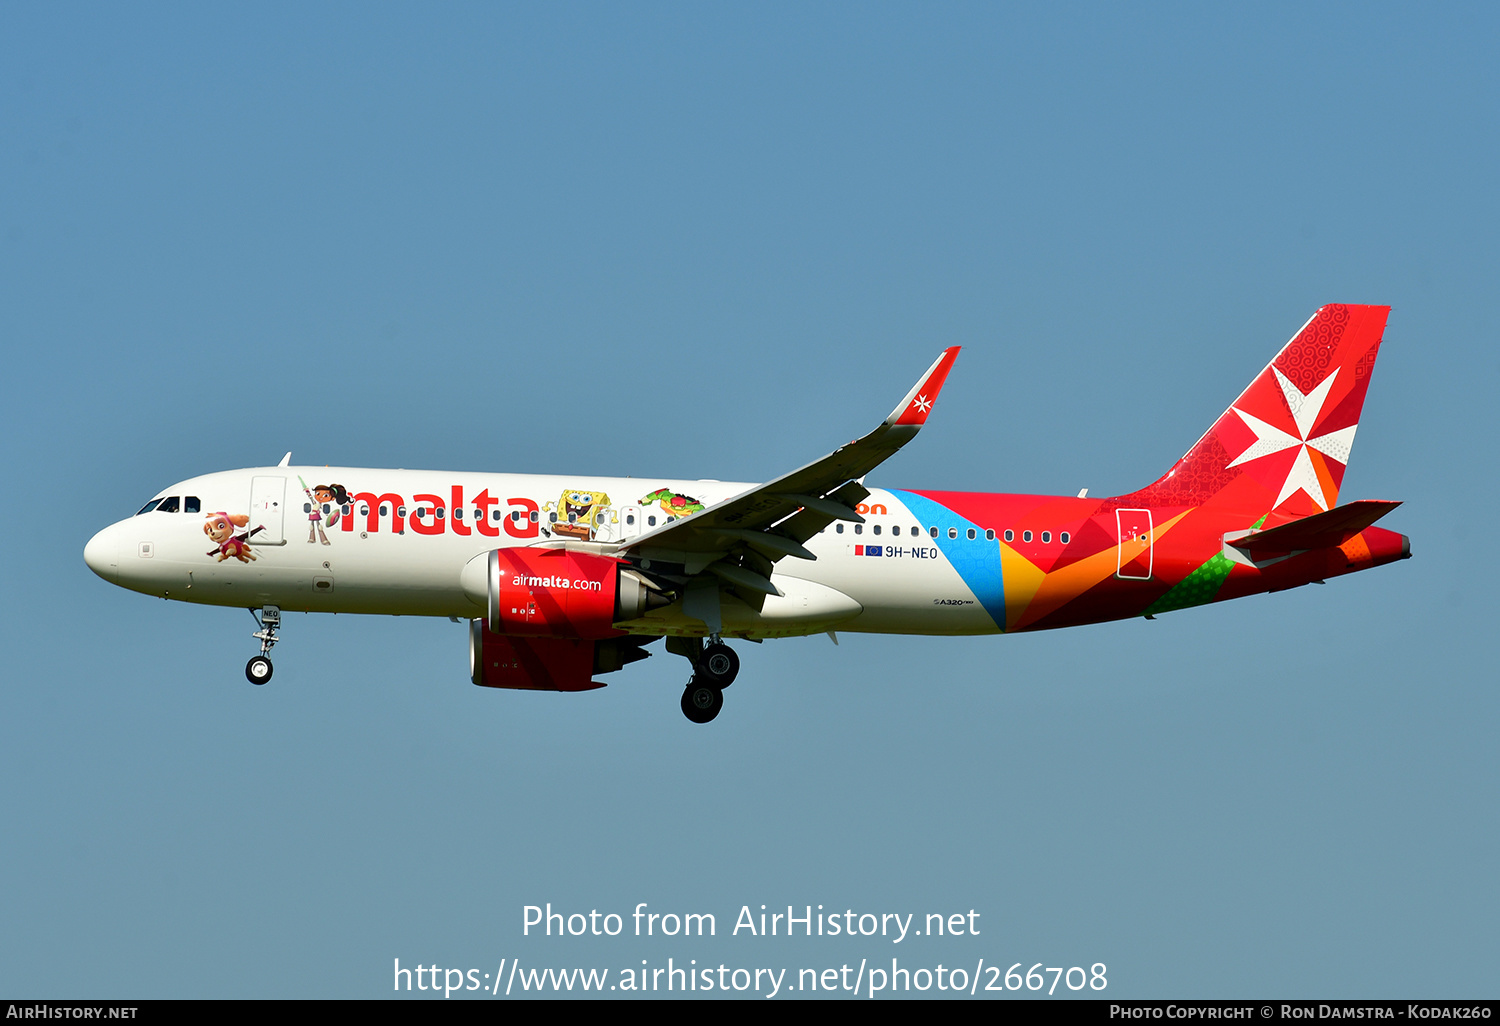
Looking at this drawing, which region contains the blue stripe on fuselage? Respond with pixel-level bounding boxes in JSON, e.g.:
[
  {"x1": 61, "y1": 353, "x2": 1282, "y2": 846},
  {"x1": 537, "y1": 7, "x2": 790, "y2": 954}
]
[{"x1": 890, "y1": 490, "x2": 1005, "y2": 632}]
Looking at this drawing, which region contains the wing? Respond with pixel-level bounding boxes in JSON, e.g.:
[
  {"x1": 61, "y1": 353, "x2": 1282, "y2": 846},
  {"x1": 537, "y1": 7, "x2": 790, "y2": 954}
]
[{"x1": 611, "y1": 347, "x2": 960, "y2": 625}]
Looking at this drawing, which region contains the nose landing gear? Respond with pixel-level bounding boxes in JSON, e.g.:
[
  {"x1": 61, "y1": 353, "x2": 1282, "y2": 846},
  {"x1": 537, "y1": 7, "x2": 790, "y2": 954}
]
[{"x1": 246, "y1": 605, "x2": 281, "y2": 685}]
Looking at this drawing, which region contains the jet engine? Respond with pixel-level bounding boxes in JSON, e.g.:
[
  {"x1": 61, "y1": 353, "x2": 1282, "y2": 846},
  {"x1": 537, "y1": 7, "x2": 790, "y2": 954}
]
[{"x1": 480, "y1": 546, "x2": 667, "y2": 639}]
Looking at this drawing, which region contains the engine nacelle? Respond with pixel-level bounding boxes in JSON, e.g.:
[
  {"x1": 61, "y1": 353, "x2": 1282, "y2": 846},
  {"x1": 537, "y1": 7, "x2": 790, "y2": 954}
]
[{"x1": 482, "y1": 546, "x2": 663, "y2": 639}]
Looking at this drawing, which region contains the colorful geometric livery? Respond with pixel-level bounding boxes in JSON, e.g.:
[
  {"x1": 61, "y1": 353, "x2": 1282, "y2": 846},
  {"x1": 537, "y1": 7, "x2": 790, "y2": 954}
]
[{"x1": 84, "y1": 305, "x2": 1408, "y2": 722}]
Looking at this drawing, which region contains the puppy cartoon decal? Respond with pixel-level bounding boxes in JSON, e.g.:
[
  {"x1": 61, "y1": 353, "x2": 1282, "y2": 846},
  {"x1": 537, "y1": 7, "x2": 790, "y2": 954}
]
[{"x1": 204, "y1": 513, "x2": 260, "y2": 563}]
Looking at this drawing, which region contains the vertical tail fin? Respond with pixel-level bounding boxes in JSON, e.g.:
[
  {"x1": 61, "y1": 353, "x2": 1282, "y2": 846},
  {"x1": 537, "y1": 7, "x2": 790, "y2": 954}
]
[{"x1": 1123, "y1": 304, "x2": 1391, "y2": 515}]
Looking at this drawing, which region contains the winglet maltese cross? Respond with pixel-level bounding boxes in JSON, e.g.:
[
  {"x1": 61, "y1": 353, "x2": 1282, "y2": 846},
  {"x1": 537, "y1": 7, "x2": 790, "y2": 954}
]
[{"x1": 888, "y1": 347, "x2": 961, "y2": 427}]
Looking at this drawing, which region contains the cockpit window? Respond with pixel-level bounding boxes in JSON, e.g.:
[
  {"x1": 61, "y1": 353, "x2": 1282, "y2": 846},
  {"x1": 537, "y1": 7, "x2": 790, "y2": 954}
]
[
  {"x1": 156, "y1": 496, "x2": 181, "y2": 513},
  {"x1": 184, "y1": 496, "x2": 201, "y2": 513},
  {"x1": 135, "y1": 499, "x2": 163, "y2": 516}
]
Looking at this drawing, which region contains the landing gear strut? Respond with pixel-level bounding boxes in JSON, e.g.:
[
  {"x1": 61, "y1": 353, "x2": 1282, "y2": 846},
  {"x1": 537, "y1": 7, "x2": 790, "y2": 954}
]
[
  {"x1": 246, "y1": 605, "x2": 281, "y2": 685},
  {"x1": 670, "y1": 635, "x2": 740, "y2": 723}
]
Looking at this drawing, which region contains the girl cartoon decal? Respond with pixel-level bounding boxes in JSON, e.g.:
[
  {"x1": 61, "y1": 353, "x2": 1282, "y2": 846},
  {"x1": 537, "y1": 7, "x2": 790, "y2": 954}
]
[
  {"x1": 298, "y1": 477, "x2": 351, "y2": 544},
  {"x1": 204, "y1": 513, "x2": 259, "y2": 563}
]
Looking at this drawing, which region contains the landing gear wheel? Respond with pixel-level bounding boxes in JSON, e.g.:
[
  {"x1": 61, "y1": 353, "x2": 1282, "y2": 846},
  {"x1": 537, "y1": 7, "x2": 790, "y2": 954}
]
[
  {"x1": 245, "y1": 656, "x2": 273, "y2": 685},
  {"x1": 697, "y1": 642, "x2": 739, "y2": 688},
  {"x1": 681, "y1": 679, "x2": 724, "y2": 723}
]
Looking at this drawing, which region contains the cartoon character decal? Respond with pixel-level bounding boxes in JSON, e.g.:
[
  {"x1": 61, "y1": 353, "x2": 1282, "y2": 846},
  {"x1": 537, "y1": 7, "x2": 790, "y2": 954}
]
[
  {"x1": 543, "y1": 489, "x2": 613, "y2": 540},
  {"x1": 298, "y1": 477, "x2": 351, "y2": 545},
  {"x1": 204, "y1": 512, "x2": 260, "y2": 563},
  {"x1": 640, "y1": 488, "x2": 705, "y2": 520}
]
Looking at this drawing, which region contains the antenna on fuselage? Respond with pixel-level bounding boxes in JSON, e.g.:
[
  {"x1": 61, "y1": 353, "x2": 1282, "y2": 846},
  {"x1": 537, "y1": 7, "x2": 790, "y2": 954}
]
[{"x1": 278, "y1": 452, "x2": 291, "y2": 467}]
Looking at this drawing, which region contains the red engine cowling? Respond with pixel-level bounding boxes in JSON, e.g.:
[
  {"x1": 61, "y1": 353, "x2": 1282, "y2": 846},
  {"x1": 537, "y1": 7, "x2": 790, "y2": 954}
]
[
  {"x1": 469, "y1": 621, "x2": 605, "y2": 692},
  {"x1": 485, "y1": 547, "x2": 659, "y2": 639},
  {"x1": 468, "y1": 620, "x2": 656, "y2": 691}
]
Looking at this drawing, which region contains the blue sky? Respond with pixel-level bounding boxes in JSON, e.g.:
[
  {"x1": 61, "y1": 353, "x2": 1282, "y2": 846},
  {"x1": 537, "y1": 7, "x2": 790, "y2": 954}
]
[{"x1": 2, "y1": 3, "x2": 1495, "y2": 998}]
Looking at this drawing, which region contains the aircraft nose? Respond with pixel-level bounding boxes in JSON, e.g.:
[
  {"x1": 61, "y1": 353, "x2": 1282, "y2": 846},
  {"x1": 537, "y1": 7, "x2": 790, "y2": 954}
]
[{"x1": 84, "y1": 526, "x2": 119, "y2": 582}]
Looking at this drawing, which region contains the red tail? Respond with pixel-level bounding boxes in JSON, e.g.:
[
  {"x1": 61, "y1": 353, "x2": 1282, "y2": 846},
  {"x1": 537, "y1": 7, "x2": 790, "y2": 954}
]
[{"x1": 1119, "y1": 304, "x2": 1390, "y2": 516}]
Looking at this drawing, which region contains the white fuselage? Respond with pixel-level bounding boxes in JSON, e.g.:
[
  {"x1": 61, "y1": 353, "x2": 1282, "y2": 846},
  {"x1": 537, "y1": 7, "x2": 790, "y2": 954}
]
[{"x1": 83, "y1": 466, "x2": 1000, "y2": 639}]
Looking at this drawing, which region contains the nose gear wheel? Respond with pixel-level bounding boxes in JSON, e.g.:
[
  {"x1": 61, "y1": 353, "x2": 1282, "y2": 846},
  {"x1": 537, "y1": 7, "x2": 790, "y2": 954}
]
[{"x1": 246, "y1": 606, "x2": 282, "y2": 686}]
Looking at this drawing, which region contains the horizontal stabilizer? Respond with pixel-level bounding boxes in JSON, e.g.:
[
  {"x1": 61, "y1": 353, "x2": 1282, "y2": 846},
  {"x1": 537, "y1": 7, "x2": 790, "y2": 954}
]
[{"x1": 1232, "y1": 500, "x2": 1402, "y2": 553}]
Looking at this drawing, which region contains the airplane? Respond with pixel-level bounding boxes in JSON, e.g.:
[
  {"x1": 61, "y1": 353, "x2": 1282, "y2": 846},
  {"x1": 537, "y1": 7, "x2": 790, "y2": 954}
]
[{"x1": 83, "y1": 304, "x2": 1410, "y2": 723}]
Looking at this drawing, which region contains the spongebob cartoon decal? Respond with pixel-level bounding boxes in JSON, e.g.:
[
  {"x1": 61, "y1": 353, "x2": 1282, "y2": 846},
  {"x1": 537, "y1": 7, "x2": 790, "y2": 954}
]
[
  {"x1": 298, "y1": 476, "x2": 353, "y2": 545},
  {"x1": 543, "y1": 489, "x2": 614, "y2": 540},
  {"x1": 204, "y1": 512, "x2": 261, "y2": 563},
  {"x1": 640, "y1": 488, "x2": 705, "y2": 520}
]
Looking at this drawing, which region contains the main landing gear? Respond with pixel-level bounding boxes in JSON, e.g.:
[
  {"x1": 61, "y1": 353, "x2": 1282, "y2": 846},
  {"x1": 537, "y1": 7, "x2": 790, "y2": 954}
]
[
  {"x1": 246, "y1": 605, "x2": 281, "y2": 685},
  {"x1": 673, "y1": 637, "x2": 741, "y2": 724}
]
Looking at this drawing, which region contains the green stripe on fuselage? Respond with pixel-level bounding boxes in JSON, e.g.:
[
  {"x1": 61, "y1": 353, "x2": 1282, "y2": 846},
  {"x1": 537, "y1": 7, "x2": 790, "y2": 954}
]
[{"x1": 1144, "y1": 514, "x2": 1268, "y2": 617}]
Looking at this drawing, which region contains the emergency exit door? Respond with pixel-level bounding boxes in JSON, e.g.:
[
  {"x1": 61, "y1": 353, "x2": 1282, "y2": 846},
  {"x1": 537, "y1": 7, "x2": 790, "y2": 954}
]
[{"x1": 1115, "y1": 508, "x2": 1153, "y2": 580}]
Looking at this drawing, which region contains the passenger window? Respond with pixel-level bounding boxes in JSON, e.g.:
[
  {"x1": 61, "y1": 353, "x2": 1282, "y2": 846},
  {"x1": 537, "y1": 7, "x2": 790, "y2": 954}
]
[
  {"x1": 304, "y1": 503, "x2": 312, "y2": 513},
  {"x1": 380, "y1": 505, "x2": 389, "y2": 516},
  {"x1": 511, "y1": 511, "x2": 520, "y2": 522},
  {"x1": 549, "y1": 512, "x2": 557, "y2": 523},
  {"x1": 1004, "y1": 529, "x2": 1013, "y2": 542},
  {"x1": 397, "y1": 506, "x2": 407, "y2": 517},
  {"x1": 184, "y1": 496, "x2": 201, "y2": 513},
  {"x1": 648, "y1": 515, "x2": 657, "y2": 526},
  {"x1": 135, "y1": 499, "x2": 162, "y2": 516},
  {"x1": 1023, "y1": 530, "x2": 1032, "y2": 542},
  {"x1": 929, "y1": 526, "x2": 938, "y2": 538},
  {"x1": 948, "y1": 527, "x2": 958, "y2": 539},
  {"x1": 1042, "y1": 531, "x2": 1051, "y2": 543},
  {"x1": 322, "y1": 503, "x2": 331, "y2": 515},
  {"x1": 436, "y1": 508, "x2": 445, "y2": 519},
  {"x1": 626, "y1": 514, "x2": 635, "y2": 525},
  {"x1": 1061, "y1": 531, "x2": 1070, "y2": 544},
  {"x1": 530, "y1": 511, "x2": 539, "y2": 523},
  {"x1": 453, "y1": 508, "x2": 463, "y2": 520},
  {"x1": 360, "y1": 506, "x2": 370, "y2": 516},
  {"x1": 985, "y1": 529, "x2": 995, "y2": 541},
  {"x1": 854, "y1": 524, "x2": 863, "y2": 535},
  {"x1": 873, "y1": 525, "x2": 881, "y2": 536},
  {"x1": 966, "y1": 528, "x2": 976, "y2": 540},
  {"x1": 492, "y1": 510, "x2": 502, "y2": 521},
  {"x1": 157, "y1": 496, "x2": 180, "y2": 513},
  {"x1": 835, "y1": 523, "x2": 843, "y2": 534}
]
